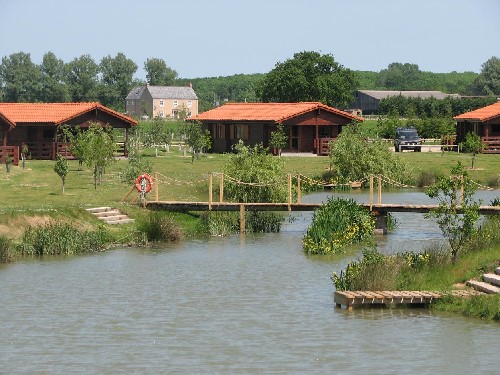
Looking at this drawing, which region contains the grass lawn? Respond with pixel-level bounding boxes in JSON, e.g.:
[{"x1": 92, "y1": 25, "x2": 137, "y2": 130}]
[{"x1": 0, "y1": 149, "x2": 498, "y2": 238}]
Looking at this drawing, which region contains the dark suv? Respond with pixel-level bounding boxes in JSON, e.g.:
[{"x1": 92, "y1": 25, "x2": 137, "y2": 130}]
[{"x1": 394, "y1": 127, "x2": 421, "y2": 152}]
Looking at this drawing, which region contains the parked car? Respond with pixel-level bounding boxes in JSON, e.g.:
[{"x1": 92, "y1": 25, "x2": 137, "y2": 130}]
[{"x1": 394, "y1": 127, "x2": 421, "y2": 152}]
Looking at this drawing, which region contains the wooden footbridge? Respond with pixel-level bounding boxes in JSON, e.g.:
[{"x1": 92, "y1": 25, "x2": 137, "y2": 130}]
[{"x1": 131, "y1": 172, "x2": 499, "y2": 233}]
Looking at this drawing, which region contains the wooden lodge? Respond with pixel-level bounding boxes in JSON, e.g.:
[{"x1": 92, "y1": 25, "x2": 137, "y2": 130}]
[
  {"x1": 0, "y1": 102, "x2": 138, "y2": 165},
  {"x1": 189, "y1": 102, "x2": 363, "y2": 155},
  {"x1": 454, "y1": 101, "x2": 500, "y2": 153}
]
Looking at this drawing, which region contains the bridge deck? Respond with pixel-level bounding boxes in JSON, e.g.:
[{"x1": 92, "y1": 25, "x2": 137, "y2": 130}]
[
  {"x1": 145, "y1": 201, "x2": 500, "y2": 214},
  {"x1": 334, "y1": 289, "x2": 484, "y2": 309}
]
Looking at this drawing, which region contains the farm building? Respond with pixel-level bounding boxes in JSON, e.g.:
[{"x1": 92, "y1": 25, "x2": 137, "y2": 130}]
[
  {"x1": 348, "y1": 90, "x2": 459, "y2": 115},
  {"x1": 0, "y1": 102, "x2": 137, "y2": 164},
  {"x1": 189, "y1": 102, "x2": 363, "y2": 155},
  {"x1": 454, "y1": 101, "x2": 500, "y2": 153}
]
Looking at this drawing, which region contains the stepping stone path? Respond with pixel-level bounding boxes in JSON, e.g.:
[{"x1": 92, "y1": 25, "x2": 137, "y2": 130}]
[
  {"x1": 85, "y1": 207, "x2": 135, "y2": 225},
  {"x1": 466, "y1": 267, "x2": 500, "y2": 294}
]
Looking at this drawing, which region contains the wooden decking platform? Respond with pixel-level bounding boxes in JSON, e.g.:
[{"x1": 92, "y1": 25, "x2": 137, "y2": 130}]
[{"x1": 334, "y1": 289, "x2": 484, "y2": 309}]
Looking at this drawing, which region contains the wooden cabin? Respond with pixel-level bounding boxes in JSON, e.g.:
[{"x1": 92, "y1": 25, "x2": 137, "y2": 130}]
[
  {"x1": 0, "y1": 102, "x2": 137, "y2": 164},
  {"x1": 189, "y1": 102, "x2": 363, "y2": 155},
  {"x1": 454, "y1": 102, "x2": 500, "y2": 153}
]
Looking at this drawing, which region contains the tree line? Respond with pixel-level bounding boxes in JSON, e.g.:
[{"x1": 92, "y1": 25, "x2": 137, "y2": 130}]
[{"x1": 1, "y1": 50, "x2": 499, "y2": 114}]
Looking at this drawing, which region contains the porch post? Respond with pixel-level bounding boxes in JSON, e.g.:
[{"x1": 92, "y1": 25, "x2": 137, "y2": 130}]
[
  {"x1": 125, "y1": 128, "x2": 129, "y2": 156},
  {"x1": 315, "y1": 124, "x2": 319, "y2": 155}
]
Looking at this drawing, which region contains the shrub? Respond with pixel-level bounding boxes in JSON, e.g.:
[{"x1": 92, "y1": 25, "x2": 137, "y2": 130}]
[
  {"x1": 416, "y1": 170, "x2": 438, "y2": 187},
  {"x1": 137, "y1": 212, "x2": 183, "y2": 242},
  {"x1": 201, "y1": 211, "x2": 283, "y2": 236},
  {"x1": 303, "y1": 197, "x2": 374, "y2": 254}
]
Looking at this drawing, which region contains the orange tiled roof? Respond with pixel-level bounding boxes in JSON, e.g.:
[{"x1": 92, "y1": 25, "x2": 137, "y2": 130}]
[
  {"x1": 454, "y1": 102, "x2": 500, "y2": 122},
  {"x1": 190, "y1": 102, "x2": 363, "y2": 123},
  {"x1": 0, "y1": 102, "x2": 137, "y2": 127}
]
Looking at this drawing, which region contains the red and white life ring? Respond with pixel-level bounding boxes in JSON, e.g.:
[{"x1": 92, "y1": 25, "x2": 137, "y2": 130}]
[{"x1": 135, "y1": 173, "x2": 153, "y2": 193}]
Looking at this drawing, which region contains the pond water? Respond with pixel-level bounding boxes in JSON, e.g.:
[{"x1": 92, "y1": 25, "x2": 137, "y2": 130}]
[{"x1": 1, "y1": 190, "x2": 499, "y2": 374}]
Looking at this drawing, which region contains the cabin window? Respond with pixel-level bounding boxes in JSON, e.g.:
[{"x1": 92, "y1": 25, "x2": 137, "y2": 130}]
[
  {"x1": 215, "y1": 124, "x2": 225, "y2": 139},
  {"x1": 43, "y1": 129, "x2": 55, "y2": 141},
  {"x1": 235, "y1": 124, "x2": 249, "y2": 140}
]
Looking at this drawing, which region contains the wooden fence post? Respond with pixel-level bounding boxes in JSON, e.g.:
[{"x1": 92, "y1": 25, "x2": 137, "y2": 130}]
[
  {"x1": 369, "y1": 175, "x2": 374, "y2": 210},
  {"x1": 209, "y1": 174, "x2": 213, "y2": 210},
  {"x1": 219, "y1": 173, "x2": 224, "y2": 203},
  {"x1": 288, "y1": 173, "x2": 292, "y2": 211},
  {"x1": 378, "y1": 174, "x2": 382, "y2": 204},
  {"x1": 154, "y1": 172, "x2": 159, "y2": 201},
  {"x1": 297, "y1": 175, "x2": 302, "y2": 204}
]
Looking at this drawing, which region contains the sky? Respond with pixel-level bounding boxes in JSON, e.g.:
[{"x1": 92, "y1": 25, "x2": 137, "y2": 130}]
[{"x1": 2, "y1": 0, "x2": 500, "y2": 80}]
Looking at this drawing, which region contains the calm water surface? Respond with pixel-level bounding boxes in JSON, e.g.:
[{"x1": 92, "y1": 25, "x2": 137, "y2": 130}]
[{"x1": 1, "y1": 190, "x2": 499, "y2": 374}]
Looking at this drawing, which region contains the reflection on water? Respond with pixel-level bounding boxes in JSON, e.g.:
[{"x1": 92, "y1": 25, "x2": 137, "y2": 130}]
[{"x1": 0, "y1": 190, "x2": 499, "y2": 374}]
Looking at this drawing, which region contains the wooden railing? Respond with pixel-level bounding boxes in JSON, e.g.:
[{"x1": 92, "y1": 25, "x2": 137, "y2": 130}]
[
  {"x1": 316, "y1": 137, "x2": 337, "y2": 156},
  {"x1": 482, "y1": 136, "x2": 500, "y2": 154},
  {"x1": 0, "y1": 146, "x2": 20, "y2": 166}
]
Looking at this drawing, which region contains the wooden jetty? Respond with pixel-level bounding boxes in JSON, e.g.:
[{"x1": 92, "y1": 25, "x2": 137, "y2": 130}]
[{"x1": 334, "y1": 289, "x2": 484, "y2": 309}]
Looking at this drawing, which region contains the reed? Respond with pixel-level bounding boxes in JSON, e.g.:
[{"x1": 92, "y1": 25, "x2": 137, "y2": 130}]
[
  {"x1": 137, "y1": 212, "x2": 184, "y2": 242},
  {"x1": 0, "y1": 235, "x2": 16, "y2": 263},
  {"x1": 19, "y1": 222, "x2": 111, "y2": 256}
]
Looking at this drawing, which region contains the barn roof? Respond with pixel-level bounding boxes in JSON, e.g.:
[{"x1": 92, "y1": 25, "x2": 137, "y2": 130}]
[
  {"x1": 0, "y1": 102, "x2": 138, "y2": 127},
  {"x1": 358, "y1": 90, "x2": 458, "y2": 100},
  {"x1": 454, "y1": 102, "x2": 500, "y2": 122},
  {"x1": 189, "y1": 102, "x2": 363, "y2": 123}
]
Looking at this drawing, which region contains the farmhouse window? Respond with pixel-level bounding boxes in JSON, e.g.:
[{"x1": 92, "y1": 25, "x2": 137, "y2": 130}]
[
  {"x1": 159, "y1": 100, "x2": 164, "y2": 107},
  {"x1": 173, "y1": 100, "x2": 178, "y2": 107},
  {"x1": 187, "y1": 100, "x2": 192, "y2": 107}
]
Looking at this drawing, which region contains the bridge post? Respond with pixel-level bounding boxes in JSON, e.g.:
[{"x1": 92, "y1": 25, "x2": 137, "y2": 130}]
[
  {"x1": 372, "y1": 210, "x2": 388, "y2": 235},
  {"x1": 240, "y1": 204, "x2": 246, "y2": 233}
]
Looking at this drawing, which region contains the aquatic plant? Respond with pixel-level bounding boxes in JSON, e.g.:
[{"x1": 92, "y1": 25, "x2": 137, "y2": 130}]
[
  {"x1": 303, "y1": 197, "x2": 374, "y2": 254},
  {"x1": 137, "y1": 212, "x2": 184, "y2": 242}
]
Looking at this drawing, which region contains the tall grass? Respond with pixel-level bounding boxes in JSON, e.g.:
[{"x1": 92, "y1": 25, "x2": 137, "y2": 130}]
[
  {"x1": 200, "y1": 211, "x2": 284, "y2": 236},
  {"x1": 136, "y1": 212, "x2": 184, "y2": 242},
  {"x1": 0, "y1": 235, "x2": 16, "y2": 263},
  {"x1": 19, "y1": 222, "x2": 111, "y2": 256}
]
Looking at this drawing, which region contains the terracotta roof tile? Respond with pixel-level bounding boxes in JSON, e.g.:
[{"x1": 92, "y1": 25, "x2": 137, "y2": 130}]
[
  {"x1": 190, "y1": 102, "x2": 363, "y2": 123},
  {"x1": 454, "y1": 102, "x2": 500, "y2": 122},
  {"x1": 0, "y1": 102, "x2": 137, "y2": 126}
]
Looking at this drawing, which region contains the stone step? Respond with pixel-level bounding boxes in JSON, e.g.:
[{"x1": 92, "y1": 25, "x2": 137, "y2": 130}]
[
  {"x1": 483, "y1": 273, "x2": 500, "y2": 287},
  {"x1": 495, "y1": 267, "x2": 500, "y2": 276},
  {"x1": 86, "y1": 207, "x2": 134, "y2": 225},
  {"x1": 85, "y1": 207, "x2": 113, "y2": 214},
  {"x1": 466, "y1": 280, "x2": 500, "y2": 294},
  {"x1": 93, "y1": 210, "x2": 121, "y2": 218},
  {"x1": 106, "y1": 218, "x2": 135, "y2": 225}
]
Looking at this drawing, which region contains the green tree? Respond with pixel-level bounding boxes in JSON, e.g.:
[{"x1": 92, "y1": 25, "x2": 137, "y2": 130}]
[
  {"x1": 329, "y1": 123, "x2": 411, "y2": 184},
  {"x1": 377, "y1": 62, "x2": 423, "y2": 90},
  {"x1": 0, "y1": 52, "x2": 41, "y2": 102},
  {"x1": 99, "y1": 52, "x2": 138, "y2": 110},
  {"x1": 53, "y1": 154, "x2": 69, "y2": 194},
  {"x1": 256, "y1": 51, "x2": 358, "y2": 107},
  {"x1": 40, "y1": 52, "x2": 69, "y2": 102},
  {"x1": 224, "y1": 141, "x2": 287, "y2": 203},
  {"x1": 65, "y1": 54, "x2": 99, "y2": 101},
  {"x1": 183, "y1": 121, "x2": 211, "y2": 163},
  {"x1": 426, "y1": 163, "x2": 481, "y2": 263},
  {"x1": 144, "y1": 58, "x2": 178, "y2": 86},
  {"x1": 75, "y1": 123, "x2": 116, "y2": 188},
  {"x1": 460, "y1": 132, "x2": 485, "y2": 169},
  {"x1": 143, "y1": 117, "x2": 170, "y2": 157},
  {"x1": 469, "y1": 56, "x2": 500, "y2": 95},
  {"x1": 269, "y1": 123, "x2": 288, "y2": 156}
]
